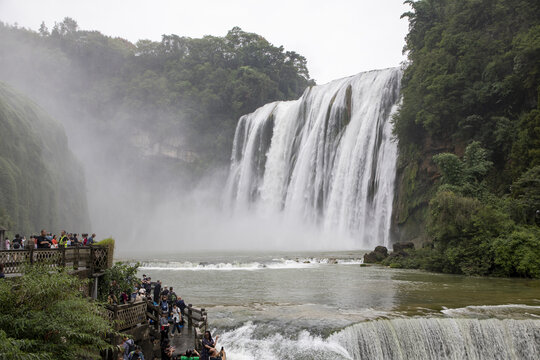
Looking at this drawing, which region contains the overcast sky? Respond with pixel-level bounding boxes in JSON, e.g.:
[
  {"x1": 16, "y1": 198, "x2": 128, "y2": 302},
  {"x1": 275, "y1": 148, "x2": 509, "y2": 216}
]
[{"x1": 0, "y1": 0, "x2": 410, "y2": 84}]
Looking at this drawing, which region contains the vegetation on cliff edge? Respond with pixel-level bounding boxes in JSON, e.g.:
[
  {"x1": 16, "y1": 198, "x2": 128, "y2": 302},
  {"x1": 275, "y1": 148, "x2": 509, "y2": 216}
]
[{"x1": 391, "y1": 0, "x2": 540, "y2": 277}]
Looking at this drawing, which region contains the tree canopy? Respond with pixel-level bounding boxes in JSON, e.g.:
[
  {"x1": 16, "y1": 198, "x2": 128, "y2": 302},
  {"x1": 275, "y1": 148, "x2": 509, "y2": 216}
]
[
  {"x1": 0, "y1": 266, "x2": 116, "y2": 359},
  {"x1": 0, "y1": 20, "x2": 314, "y2": 167},
  {"x1": 390, "y1": 0, "x2": 540, "y2": 277}
]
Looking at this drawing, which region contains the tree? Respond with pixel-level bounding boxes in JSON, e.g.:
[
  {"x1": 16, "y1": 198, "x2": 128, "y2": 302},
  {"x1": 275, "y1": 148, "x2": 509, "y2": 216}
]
[
  {"x1": 98, "y1": 262, "x2": 140, "y2": 302},
  {"x1": 38, "y1": 21, "x2": 49, "y2": 37},
  {"x1": 0, "y1": 266, "x2": 116, "y2": 359}
]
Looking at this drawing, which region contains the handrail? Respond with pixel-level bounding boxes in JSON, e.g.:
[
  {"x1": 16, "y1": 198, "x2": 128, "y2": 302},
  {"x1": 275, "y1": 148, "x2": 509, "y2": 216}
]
[
  {"x1": 0, "y1": 245, "x2": 109, "y2": 274},
  {"x1": 104, "y1": 301, "x2": 148, "y2": 331}
]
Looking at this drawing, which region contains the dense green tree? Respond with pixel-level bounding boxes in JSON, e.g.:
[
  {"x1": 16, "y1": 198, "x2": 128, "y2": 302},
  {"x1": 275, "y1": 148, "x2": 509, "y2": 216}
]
[
  {"x1": 0, "y1": 266, "x2": 116, "y2": 359},
  {"x1": 0, "y1": 19, "x2": 314, "y2": 169},
  {"x1": 393, "y1": 0, "x2": 540, "y2": 265},
  {"x1": 98, "y1": 262, "x2": 140, "y2": 302}
]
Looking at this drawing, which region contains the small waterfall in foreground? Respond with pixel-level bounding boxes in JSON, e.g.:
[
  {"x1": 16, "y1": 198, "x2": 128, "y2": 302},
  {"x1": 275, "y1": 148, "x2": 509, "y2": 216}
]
[
  {"x1": 331, "y1": 318, "x2": 540, "y2": 360},
  {"x1": 225, "y1": 68, "x2": 401, "y2": 248},
  {"x1": 219, "y1": 318, "x2": 540, "y2": 360}
]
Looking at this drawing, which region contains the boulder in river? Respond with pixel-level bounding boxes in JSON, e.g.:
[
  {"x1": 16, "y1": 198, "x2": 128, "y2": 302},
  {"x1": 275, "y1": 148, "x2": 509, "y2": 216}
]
[{"x1": 363, "y1": 246, "x2": 389, "y2": 263}]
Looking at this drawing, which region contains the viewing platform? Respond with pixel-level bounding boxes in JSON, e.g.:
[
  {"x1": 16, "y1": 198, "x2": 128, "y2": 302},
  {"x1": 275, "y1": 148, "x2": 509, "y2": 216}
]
[
  {"x1": 0, "y1": 245, "x2": 209, "y2": 358},
  {"x1": 101, "y1": 297, "x2": 208, "y2": 358}
]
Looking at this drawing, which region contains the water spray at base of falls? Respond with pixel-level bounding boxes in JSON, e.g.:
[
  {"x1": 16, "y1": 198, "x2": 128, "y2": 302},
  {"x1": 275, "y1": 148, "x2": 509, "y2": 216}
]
[{"x1": 225, "y1": 68, "x2": 402, "y2": 249}]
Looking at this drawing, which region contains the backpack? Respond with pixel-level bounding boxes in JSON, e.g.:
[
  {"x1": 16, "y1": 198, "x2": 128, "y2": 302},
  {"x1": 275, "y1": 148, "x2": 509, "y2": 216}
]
[
  {"x1": 169, "y1": 292, "x2": 177, "y2": 303},
  {"x1": 126, "y1": 339, "x2": 135, "y2": 353},
  {"x1": 161, "y1": 301, "x2": 168, "y2": 312},
  {"x1": 129, "y1": 351, "x2": 142, "y2": 360}
]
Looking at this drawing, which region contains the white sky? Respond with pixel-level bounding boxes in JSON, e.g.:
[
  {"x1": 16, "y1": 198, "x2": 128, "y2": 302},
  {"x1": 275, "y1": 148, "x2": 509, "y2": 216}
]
[{"x1": 0, "y1": 0, "x2": 410, "y2": 84}]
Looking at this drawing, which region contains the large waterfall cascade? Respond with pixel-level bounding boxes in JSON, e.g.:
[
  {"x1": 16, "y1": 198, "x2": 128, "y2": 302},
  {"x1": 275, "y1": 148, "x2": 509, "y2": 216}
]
[{"x1": 225, "y1": 68, "x2": 402, "y2": 248}]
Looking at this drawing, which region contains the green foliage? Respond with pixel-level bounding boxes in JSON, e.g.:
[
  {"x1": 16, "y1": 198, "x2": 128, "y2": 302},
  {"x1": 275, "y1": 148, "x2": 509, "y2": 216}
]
[
  {"x1": 0, "y1": 266, "x2": 116, "y2": 359},
  {"x1": 393, "y1": 0, "x2": 540, "y2": 269},
  {"x1": 95, "y1": 237, "x2": 115, "y2": 247},
  {"x1": 432, "y1": 154, "x2": 464, "y2": 186},
  {"x1": 98, "y1": 262, "x2": 139, "y2": 302},
  {"x1": 493, "y1": 227, "x2": 540, "y2": 277},
  {"x1": 0, "y1": 20, "x2": 314, "y2": 169},
  {"x1": 508, "y1": 166, "x2": 540, "y2": 224},
  {"x1": 391, "y1": 141, "x2": 539, "y2": 277},
  {"x1": 0, "y1": 82, "x2": 90, "y2": 235}
]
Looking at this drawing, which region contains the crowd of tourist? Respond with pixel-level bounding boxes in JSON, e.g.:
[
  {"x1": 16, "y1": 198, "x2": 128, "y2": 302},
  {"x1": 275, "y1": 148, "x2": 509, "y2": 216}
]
[
  {"x1": 118, "y1": 274, "x2": 226, "y2": 360},
  {"x1": 3, "y1": 229, "x2": 97, "y2": 249}
]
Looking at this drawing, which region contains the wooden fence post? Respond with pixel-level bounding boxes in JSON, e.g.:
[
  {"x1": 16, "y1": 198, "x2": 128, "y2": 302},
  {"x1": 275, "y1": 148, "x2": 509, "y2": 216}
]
[
  {"x1": 29, "y1": 248, "x2": 34, "y2": 265},
  {"x1": 187, "y1": 304, "x2": 193, "y2": 335},
  {"x1": 61, "y1": 246, "x2": 66, "y2": 267},
  {"x1": 89, "y1": 246, "x2": 95, "y2": 274},
  {"x1": 74, "y1": 247, "x2": 79, "y2": 270}
]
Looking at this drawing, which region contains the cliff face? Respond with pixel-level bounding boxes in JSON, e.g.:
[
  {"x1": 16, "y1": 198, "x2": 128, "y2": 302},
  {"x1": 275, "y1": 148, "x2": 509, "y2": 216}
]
[
  {"x1": 392, "y1": 134, "x2": 467, "y2": 247},
  {"x1": 0, "y1": 82, "x2": 90, "y2": 235}
]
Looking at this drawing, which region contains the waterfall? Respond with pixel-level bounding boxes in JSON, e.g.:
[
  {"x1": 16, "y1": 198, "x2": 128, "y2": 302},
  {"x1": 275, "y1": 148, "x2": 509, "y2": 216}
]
[
  {"x1": 225, "y1": 68, "x2": 402, "y2": 248},
  {"x1": 330, "y1": 318, "x2": 540, "y2": 360},
  {"x1": 219, "y1": 318, "x2": 540, "y2": 360}
]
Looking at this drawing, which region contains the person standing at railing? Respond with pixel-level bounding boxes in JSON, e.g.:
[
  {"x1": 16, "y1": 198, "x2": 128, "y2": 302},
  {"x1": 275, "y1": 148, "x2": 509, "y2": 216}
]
[
  {"x1": 87, "y1": 233, "x2": 96, "y2": 245},
  {"x1": 154, "y1": 280, "x2": 162, "y2": 304},
  {"x1": 12, "y1": 234, "x2": 22, "y2": 250},
  {"x1": 37, "y1": 229, "x2": 51, "y2": 248},
  {"x1": 176, "y1": 296, "x2": 187, "y2": 316},
  {"x1": 51, "y1": 235, "x2": 58, "y2": 248},
  {"x1": 58, "y1": 230, "x2": 69, "y2": 248},
  {"x1": 169, "y1": 287, "x2": 177, "y2": 306},
  {"x1": 171, "y1": 303, "x2": 183, "y2": 336}
]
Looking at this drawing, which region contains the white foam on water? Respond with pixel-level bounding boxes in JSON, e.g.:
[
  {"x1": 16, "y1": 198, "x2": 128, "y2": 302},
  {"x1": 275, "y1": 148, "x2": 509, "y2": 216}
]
[
  {"x1": 441, "y1": 304, "x2": 540, "y2": 319},
  {"x1": 139, "y1": 257, "x2": 362, "y2": 271},
  {"x1": 216, "y1": 318, "x2": 540, "y2": 360},
  {"x1": 218, "y1": 321, "x2": 352, "y2": 360}
]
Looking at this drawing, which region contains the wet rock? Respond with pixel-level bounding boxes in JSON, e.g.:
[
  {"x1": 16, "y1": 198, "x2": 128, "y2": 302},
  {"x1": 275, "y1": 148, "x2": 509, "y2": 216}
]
[
  {"x1": 303, "y1": 260, "x2": 311, "y2": 264},
  {"x1": 328, "y1": 258, "x2": 338, "y2": 264},
  {"x1": 363, "y1": 245, "x2": 388, "y2": 263}
]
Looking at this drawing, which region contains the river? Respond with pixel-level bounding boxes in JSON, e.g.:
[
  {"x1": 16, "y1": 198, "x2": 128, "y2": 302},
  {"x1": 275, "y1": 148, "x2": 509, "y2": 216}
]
[{"x1": 122, "y1": 250, "x2": 540, "y2": 359}]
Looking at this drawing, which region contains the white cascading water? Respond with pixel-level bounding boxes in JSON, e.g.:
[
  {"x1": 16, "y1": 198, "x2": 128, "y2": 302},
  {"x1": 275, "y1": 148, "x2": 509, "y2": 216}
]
[
  {"x1": 219, "y1": 318, "x2": 540, "y2": 359},
  {"x1": 225, "y1": 68, "x2": 401, "y2": 248},
  {"x1": 330, "y1": 318, "x2": 540, "y2": 360}
]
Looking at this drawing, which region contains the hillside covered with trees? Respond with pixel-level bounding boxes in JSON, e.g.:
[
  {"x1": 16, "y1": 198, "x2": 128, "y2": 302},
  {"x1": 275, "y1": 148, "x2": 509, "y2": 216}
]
[
  {"x1": 392, "y1": 0, "x2": 540, "y2": 276},
  {"x1": 0, "y1": 19, "x2": 314, "y2": 168},
  {"x1": 0, "y1": 82, "x2": 90, "y2": 235},
  {"x1": 0, "y1": 19, "x2": 314, "y2": 239}
]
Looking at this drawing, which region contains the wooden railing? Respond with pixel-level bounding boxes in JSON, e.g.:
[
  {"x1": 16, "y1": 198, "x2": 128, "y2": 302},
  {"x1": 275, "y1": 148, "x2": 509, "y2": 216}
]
[
  {"x1": 0, "y1": 246, "x2": 109, "y2": 274},
  {"x1": 186, "y1": 303, "x2": 208, "y2": 348},
  {"x1": 105, "y1": 301, "x2": 148, "y2": 331}
]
